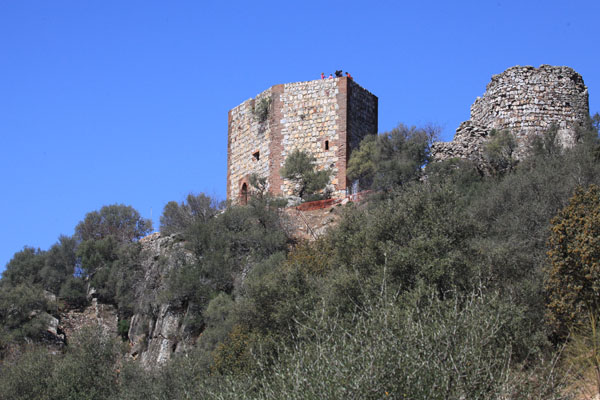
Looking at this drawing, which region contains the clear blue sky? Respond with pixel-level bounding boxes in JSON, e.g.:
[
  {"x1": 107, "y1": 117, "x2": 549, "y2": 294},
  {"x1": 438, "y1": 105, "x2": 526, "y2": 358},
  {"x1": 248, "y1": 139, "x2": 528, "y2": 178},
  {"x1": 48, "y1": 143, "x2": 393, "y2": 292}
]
[{"x1": 1, "y1": 0, "x2": 598, "y2": 271}]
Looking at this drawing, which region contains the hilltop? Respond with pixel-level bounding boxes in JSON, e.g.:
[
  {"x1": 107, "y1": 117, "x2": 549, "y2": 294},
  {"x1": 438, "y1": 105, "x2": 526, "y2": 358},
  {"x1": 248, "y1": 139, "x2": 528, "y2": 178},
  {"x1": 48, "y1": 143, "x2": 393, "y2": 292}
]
[{"x1": 1, "y1": 66, "x2": 600, "y2": 399}]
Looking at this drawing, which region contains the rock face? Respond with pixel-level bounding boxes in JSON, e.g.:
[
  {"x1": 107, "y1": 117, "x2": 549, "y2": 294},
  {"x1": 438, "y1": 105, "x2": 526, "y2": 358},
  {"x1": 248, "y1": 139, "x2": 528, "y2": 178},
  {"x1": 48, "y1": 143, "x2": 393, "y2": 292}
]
[
  {"x1": 283, "y1": 205, "x2": 343, "y2": 241},
  {"x1": 127, "y1": 232, "x2": 196, "y2": 369},
  {"x1": 432, "y1": 65, "x2": 590, "y2": 167},
  {"x1": 50, "y1": 233, "x2": 202, "y2": 369}
]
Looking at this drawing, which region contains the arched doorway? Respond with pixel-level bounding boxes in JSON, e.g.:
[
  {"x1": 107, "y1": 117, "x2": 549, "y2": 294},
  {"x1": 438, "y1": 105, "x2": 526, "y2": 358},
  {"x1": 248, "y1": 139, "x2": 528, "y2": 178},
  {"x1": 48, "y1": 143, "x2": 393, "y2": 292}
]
[{"x1": 240, "y1": 183, "x2": 248, "y2": 205}]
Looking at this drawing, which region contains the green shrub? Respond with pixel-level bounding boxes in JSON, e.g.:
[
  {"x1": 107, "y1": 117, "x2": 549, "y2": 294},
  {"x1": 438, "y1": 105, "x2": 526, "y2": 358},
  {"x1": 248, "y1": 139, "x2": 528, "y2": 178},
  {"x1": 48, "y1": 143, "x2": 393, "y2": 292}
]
[
  {"x1": 59, "y1": 277, "x2": 88, "y2": 309},
  {"x1": 483, "y1": 129, "x2": 518, "y2": 174},
  {"x1": 160, "y1": 193, "x2": 222, "y2": 235},
  {"x1": 0, "y1": 346, "x2": 56, "y2": 400},
  {"x1": 117, "y1": 318, "x2": 130, "y2": 340},
  {"x1": 219, "y1": 288, "x2": 566, "y2": 400},
  {"x1": 51, "y1": 325, "x2": 120, "y2": 400},
  {"x1": 75, "y1": 204, "x2": 152, "y2": 243},
  {"x1": 546, "y1": 185, "x2": 600, "y2": 336},
  {"x1": 347, "y1": 123, "x2": 437, "y2": 191},
  {"x1": 280, "y1": 149, "x2": 330, "y2": 199},
  {"x1": 252, "y1": 97, "x2": 272, "y2": 123},
  {"x1": 0, "y1": 283, "x2": 49, "y2": 344}
]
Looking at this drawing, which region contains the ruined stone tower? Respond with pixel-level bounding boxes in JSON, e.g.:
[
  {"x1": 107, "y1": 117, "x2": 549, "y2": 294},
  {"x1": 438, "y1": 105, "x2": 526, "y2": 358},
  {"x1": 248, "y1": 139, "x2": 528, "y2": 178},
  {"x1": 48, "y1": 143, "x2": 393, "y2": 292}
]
[
  {"x1": 227, "y1": 77, "x2": 378, "y2": 203},
  {"x1": 432, "y1": 65, "x2": 590, "y2": 166}
]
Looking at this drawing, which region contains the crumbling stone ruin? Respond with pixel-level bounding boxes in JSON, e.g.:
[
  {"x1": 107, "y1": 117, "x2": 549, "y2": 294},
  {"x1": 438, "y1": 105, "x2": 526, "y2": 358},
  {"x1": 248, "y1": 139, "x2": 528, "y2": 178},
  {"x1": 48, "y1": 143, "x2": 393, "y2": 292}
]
[
  {"x1": 227, "y1": 77, "x2": 378, "y2": 203},
  {"x1": 432, "y1": 65, "x2": 590, "y2": 168}
]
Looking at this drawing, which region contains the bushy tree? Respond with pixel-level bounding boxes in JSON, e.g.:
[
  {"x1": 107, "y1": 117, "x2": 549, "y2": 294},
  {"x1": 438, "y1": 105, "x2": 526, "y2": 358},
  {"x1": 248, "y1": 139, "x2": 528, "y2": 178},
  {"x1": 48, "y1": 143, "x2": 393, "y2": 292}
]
[
  {"x1": 483, "y1": 129, "x2": 518, "y2": 174},
  {"x1": 75, "y1": 204, "x2": 152, "y2": 243},
  {"x1": 3, "y1": 237, "x2": 78, "y2": 297},
  {"x1": 59, "y1": 276, "x2": 88, "y2": 309},
  {"x1": 375, "y1": 124, "x2": 437, "y2": 189},
  {"x1": 546, "y1": 184, "x2": 600, "y2": 336},
  {"x1": 280, "y1": 149, "x2": 330, "y2": 199},
  {"x1": 195, "y1": 293, "x2": 236, "y2": 358},
  {"x1": 168, "y1": 195, "x2": 289, "y2": 296},
  {"x1": 327, "y1": 181, "x2": 478, "y2": 296},
  {"x1": 1, "y1": 247, "x2": 46, "y2": 287},
  {"x1": 530, "y1": 125, "x2": 562, "y2": 159},
  {"x1": 0, "y1": 283, "x2": 50, "y2": 346},
  {"x1": 346, "y1": 134, "x2": 377, "y2": 188},
  {"x1": 50, "y1": 325, "x2": 120, "y2": 400},
  {"x1": 39, "y1": 235, "x2": 78, "y2": 295},
  {"x1": 0, "y1": 346, "x2": 56, "y2": 400},
  {"x1": 73, "y1": 237, "x2": 144, "y2": 314},
  {"x1": 347, "y1": 123, "x2": 437, "y2": 191},
  {"x1": 76, "y1": 236, "x2": 119, "y2": 295},
  {"x1": 160, "y1": 193, "x2": 222, "y2": 235},
  {"x1": 0, "y1": 249, "x2": 56, "y2": 347},
  {"x1": 163, "y1": 193, "x2": 290, "y2": 343},
  {"x1": 248, "y1": 173, "x2": 269, "y2": 199}
]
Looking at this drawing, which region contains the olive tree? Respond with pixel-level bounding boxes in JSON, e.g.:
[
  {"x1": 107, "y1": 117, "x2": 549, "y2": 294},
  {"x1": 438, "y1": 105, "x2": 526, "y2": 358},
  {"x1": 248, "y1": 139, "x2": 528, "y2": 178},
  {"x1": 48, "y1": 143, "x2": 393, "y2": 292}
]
[
  {"x1": 75, "y1": 204, "x2": 152, "y2": 243},
  {"x1": 280, "y1": 149, "x2": 330, "y2": 200}
]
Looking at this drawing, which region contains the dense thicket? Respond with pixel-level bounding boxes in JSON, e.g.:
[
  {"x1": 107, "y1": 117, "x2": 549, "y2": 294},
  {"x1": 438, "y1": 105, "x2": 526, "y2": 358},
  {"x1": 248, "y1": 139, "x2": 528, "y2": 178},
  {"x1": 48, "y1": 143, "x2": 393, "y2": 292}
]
[
  {"x1": 0, "y1": 204, "x2": 151, "y2": 351},
  {"x1": 1, "y1": 117, "x2": 600, "y2": 398},
  {"x1": 347, "y1": 123, "x2": 438, "y2": 190},
  {"x1": 546, "y1": 184, "x2": 600, "y2": 336}
]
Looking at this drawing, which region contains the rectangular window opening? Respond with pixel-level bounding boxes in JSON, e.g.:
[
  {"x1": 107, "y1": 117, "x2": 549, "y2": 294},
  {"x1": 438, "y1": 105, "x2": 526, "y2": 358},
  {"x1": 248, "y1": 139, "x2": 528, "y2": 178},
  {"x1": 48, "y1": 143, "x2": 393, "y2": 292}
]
[{"x1": 324, "y1": 140, "x2": 329, "y2": 151}]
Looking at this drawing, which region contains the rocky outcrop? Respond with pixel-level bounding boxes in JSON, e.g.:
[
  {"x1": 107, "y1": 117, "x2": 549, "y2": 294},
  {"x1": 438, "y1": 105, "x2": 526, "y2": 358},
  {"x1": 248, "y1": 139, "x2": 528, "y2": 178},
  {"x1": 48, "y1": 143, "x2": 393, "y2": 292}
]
[
  {"x1": 432, "y1": 65, "x2": 590, "y2": 167},
  {"x1": 127, "y1": 232, "x2": 196, "y2": 369},
  {"x1": 46, "y1": 233, "x2": 200, "y2": 368}
]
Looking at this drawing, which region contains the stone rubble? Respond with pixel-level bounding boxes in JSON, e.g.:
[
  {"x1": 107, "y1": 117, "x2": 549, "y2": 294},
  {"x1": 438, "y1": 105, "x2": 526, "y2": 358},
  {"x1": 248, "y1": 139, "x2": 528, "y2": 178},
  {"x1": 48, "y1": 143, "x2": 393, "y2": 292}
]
[{"x1": 59, "y1": 298, "x2": 118, "y2": 341}]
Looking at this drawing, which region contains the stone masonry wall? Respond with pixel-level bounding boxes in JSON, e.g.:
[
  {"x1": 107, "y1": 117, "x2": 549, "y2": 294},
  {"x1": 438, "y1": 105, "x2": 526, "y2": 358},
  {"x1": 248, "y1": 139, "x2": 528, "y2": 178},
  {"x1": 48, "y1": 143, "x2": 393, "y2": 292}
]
[
  {"x1": 227, "y1": 77, "x2": 377, "y2": 202},
  {"x1": 347, "y1": 79, "x2": 378, "y2": 151},
  {"x1": 347, "y1": 79, "x2": 378, "y2": 190},
  {"x1": 227, "y1": 88, "x2": 274, "y2": 203},
  {"x1": 432, "y1": 65, "x2": 589, "y2": 166},
  {"x1": 278, "y1": 79, "x2": 343, "y2": 195}
]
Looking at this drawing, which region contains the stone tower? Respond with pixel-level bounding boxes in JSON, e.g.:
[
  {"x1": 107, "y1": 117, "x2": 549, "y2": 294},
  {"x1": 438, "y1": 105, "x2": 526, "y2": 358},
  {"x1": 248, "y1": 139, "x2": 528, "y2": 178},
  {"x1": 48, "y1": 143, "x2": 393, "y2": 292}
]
[
  {"x1": 432, "y1": 65, "x2": 590, "y2": 166},
  {"x1": 227, "y1": 77, "x2": 378, "y2": 203}
]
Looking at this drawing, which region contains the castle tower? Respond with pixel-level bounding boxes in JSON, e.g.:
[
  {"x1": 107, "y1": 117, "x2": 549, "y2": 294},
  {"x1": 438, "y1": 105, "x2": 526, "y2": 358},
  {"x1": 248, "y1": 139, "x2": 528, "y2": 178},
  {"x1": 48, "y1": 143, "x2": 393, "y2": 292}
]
[
  {"x1": 432, "y1": 65, "x2": 590, "y2": 167},
  {"x1": 227, "y1": 77, "x2": 378, "y2": 203}
]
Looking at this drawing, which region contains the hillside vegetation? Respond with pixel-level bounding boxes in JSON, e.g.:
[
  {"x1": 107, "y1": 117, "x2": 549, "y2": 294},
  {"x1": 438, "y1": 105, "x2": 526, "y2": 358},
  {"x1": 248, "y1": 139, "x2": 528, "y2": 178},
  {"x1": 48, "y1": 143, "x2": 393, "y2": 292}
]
[{"x1": 1, "y1": 117, "x2": 600, "y2": 399}]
